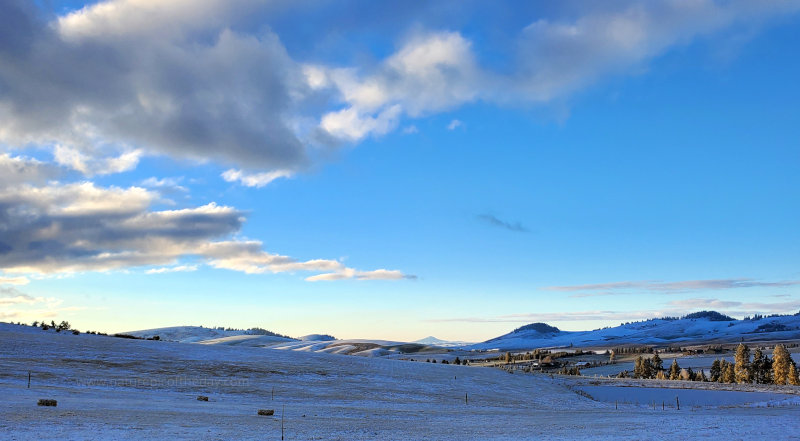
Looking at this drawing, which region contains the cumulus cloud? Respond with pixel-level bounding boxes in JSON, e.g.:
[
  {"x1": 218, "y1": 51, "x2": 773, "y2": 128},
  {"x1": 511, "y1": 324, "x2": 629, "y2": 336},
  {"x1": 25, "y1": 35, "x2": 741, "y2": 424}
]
[
  {"x1": 314, "y1": 1, "x2": 800, "y2": 141},
  {"x1": 0, "y1": 180, "x2": 411, "y2": 280},
  {"x1": 0, "y1": 0, "x2": 308, "y2": 173},
  {"x1": 2, "y1": 0, "x2": 798, "y2": 172},
  {"x1": 0, "y1": 154, "x2": 60, "y2": 186}
]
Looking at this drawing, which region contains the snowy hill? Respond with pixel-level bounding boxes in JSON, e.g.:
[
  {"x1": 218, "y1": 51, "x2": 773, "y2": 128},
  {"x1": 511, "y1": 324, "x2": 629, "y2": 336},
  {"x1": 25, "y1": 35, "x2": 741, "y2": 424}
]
[
  {"x1": 468, "y1": 313, "x2": 800, "y2": 351},
  {"x1": 124, "y1": 326, "x2": 294, "y2": 343},
  {"x1": 300, "y1": 334, "x2": 336, "y2": 341}
]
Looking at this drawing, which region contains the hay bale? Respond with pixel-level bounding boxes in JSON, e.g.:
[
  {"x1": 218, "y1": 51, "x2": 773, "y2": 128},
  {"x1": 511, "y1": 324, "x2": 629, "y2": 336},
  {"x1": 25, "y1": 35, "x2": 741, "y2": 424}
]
[
  {"x1": 257, "y1": 409, "x2": 274, "y2": 416},
  {"x1": 37, "y1": 399, "x2": 57, "y2": 407},
  {"x1": 197, "y1": 395, "x2": 209, "y2": 401}
]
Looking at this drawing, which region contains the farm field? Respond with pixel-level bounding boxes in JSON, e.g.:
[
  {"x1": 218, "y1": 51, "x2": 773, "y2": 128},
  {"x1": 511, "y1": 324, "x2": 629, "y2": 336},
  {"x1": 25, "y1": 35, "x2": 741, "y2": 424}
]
[{"x1": 1, "y1": 324, "x2": 799, "y2": 440}]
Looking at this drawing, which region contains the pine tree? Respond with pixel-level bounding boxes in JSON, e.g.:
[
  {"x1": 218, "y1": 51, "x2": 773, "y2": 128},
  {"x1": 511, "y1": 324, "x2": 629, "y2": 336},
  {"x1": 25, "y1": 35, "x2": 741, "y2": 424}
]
[
  {"x1": 710, "y1": 359, "x2": 721, "y2": 382},
  {"x1": 668, "y1": 359, "x2": 681, "y2": 380},
  {"x1": 642, "y1": 357, "x2": 653, "y2": 379},
  {"x1": 773, "y1": 344, "x2": 793, "y2": 385},
  {"x1": 694, "y1": 369, "x2": 707, "y2": 382},
  {"x1": 634, "y1": 356, "x2": 644, "y2": 379},
  {"x1": 721, "y1": 361, "x2": 735, "y2": 383},
  {"x1": 789, "y1": 362, "x2": 800, "y2": 386},
  {"x1": 752, "y1": 349, "x2": 767, "y2": 384},
  {"x1": 734, "y1": 343, "x2": 751, "y2": 384},
  {"x1": 651, "y1": 352, "x2": 663, "y2": 374}
]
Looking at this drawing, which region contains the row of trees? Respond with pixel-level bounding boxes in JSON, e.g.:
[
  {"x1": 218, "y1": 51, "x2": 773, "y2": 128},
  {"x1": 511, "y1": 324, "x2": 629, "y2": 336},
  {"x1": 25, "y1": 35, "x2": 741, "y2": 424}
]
[
  {"x1": 32, "y1": 320, "x2": 72, "y2": 332},
  {"x1": 721, "y1": 343, "x2": 800, "y2": 385},
  {"x1": 629, "y1": 344, "x2": 800, "y2": 385}
]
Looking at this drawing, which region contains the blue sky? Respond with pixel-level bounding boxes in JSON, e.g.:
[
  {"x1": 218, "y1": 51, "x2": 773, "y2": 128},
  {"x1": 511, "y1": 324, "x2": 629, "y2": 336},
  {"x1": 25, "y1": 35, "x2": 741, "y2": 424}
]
[{"x1": 1, "y1": 0, "x2": 799, "y2": 341}]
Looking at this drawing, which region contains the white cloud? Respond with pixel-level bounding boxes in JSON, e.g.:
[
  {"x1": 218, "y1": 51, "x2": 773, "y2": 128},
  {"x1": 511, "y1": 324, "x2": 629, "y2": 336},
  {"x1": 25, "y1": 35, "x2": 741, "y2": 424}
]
[
  {"x1": 0, "y1": 180, "x2": 412, "y2": 281},
  {"x1": 315, "y1": 1, "x2": 800, "y2": 141},
  {"x1": 221, "y1": 169, "x2": 294, "y2": 188},
  {"x1": 319, "y1": 105, "x2": 402, "y2": 142},
  {"x1": 139, "y1": 177, "x2": 187, "y2": 192},
  {"x1": 446, "y1": 119, "x2": 462, "y2": 130},
  {"x1": 0, "y1": 0, "x2": 309, "y2": 173},
  {"x1": 0, "y1": 154, "x2": 60, "y2": 186},
  {"x1": 145, "y1": 264, "x2": 198, "y2": 274},
  {"x1": 53, "y1": 145, "x2": 141, "y2": 176},
  {"x1": 306, "y1": 268, "x2": 416, "y2": 282},
  {"x1": 0, "y1": 276, "x2": 30, "y2": 285}
]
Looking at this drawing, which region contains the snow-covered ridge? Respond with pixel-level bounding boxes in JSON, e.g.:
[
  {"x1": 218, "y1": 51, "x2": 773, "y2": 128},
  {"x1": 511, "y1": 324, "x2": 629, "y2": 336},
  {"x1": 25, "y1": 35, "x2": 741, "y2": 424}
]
[
  {"x1": 123, "y1": 326, "x2": 295, "y2": 343},
  {"x1": 468, "y1": 313, "x2": 800, "y2": 351}
]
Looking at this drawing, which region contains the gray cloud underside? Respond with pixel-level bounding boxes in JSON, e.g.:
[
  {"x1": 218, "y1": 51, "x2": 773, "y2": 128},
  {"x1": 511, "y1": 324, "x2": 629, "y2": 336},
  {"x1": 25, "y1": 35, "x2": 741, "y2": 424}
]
[
  {"x1": 0, "y1": 179, "x2": 411, "y2": 281},
  {"x1": 2, "y1": 1, "x2": 798, "y2": 174},
  {"x1": 0, "y1": 0, "x2": 307, "y2": 172}
]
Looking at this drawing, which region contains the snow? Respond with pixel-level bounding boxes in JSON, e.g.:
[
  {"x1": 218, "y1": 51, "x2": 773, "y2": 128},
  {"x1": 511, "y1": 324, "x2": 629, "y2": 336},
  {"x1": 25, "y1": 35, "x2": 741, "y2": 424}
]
[
  {"x1": 413, "y1": 336, "x2": 474, "y2": 348},
  {"x1": 467, "y1": 315, "x2": 800, "y2": 351},
  {"x1": 578, "y1": 385, "x2": 797, "y2": 408},
  {"x1": 2, "y1": 322, "x2": 800, "y2": 440}
]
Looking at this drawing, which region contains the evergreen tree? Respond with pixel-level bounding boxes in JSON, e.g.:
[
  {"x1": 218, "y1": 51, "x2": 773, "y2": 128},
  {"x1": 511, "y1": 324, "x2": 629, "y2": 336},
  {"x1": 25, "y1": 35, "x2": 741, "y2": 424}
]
[
  {"x1": 710, "y1": 359, "x2": 721, "y2": 382},
  {"x1": 694, "y1": 369, "x2": 708, "y2": 382},
  {"x1": 734, "y1": 343, "x2": 751, "y2": 384},
  {"x1": 789, "y1": 362, "x2": 800, "y2": 386},
  {"x1": 773, "y1": 344, "x2": 793, "y2": 385},
  {"x1": 642, "y1": 357, "x2": 653, "y2": 379},
  {"x1": 721, "y1": 361, "x2": 735, "y2": 383},
  {"x1": 668, "y1": 359, "x2": 681, "y2": 380},
  {"x1": 651, "y1": 352, "x2": 663, "y2": 374},
  {"x1": 752, "y1": 349, "x2": 767, "y2": 384},
  {"x1": 633, "y1": 356, "x2": 644, "y2": 379}
]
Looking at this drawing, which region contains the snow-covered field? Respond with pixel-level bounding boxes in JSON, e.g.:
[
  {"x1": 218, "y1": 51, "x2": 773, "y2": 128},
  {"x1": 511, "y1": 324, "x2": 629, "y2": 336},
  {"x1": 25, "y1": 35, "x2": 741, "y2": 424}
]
[{"x1": 1, "y1": 323, "x2": 799, "y2": 440}]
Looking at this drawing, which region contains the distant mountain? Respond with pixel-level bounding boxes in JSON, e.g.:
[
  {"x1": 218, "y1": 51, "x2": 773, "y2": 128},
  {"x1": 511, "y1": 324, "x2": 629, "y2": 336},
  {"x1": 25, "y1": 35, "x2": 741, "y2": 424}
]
[
  {"x1": 468, "y1": 312, "x2": 800, "y2": 351},
  {"x1": 413, "y1": 336, "x2": 474, "y2": 348}
]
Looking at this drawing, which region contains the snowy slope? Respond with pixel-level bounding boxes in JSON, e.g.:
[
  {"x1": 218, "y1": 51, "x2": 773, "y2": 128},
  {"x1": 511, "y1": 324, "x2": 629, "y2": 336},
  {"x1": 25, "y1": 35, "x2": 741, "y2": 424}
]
[
  {"x1": 468, "y1": 314, "x2": 800, "y2": 351},
  {"x1": 124, "y1": 326, "x2": 251, "y2": 343},
  {"x1": 2, "y1": 321, "x2": 799, "y2": 440}
]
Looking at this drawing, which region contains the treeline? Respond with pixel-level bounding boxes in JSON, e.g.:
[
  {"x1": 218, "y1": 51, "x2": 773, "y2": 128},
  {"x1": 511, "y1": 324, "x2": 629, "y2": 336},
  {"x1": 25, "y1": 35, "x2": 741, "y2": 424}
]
[
  {"x1": 205, "y1": 325, "x2": 291, "y2": 339},
  {"x1": 710, "y1": 343, "x2": 799, "y2": 385},
  {"x1": 625, "y1": 344, "x2": 800, "y2": 385}
]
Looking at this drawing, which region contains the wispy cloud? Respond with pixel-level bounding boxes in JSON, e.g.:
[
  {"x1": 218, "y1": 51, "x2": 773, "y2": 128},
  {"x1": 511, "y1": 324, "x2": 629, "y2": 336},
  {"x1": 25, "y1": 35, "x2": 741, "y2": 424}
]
[
  {"x1": 544, "y1": 278, "x2": 800, "y2": 296},
  {"x1": 477, "y1": 214, "x2": 528, "y2": 233},
  {"x1": 145, "y1": 265, "x2": 198, "y2": 275},
  {"x1": 0, "y1": 276, "x2": 30, "y2": 286},
  {"x1": 221, "y1": 169, "x2": 294, "y2": 188},
  {"x1": 430, "y1": 297, "x2": 800, "y2": 325},
  {"x1": 447, "y1": 119, "x2": 463, "y2": 130}
]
